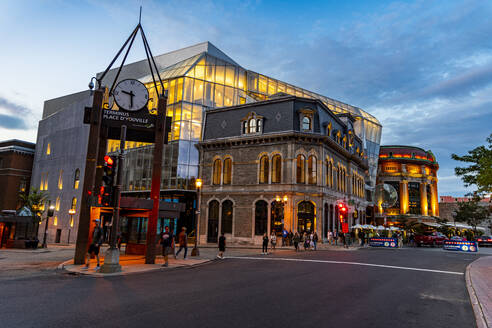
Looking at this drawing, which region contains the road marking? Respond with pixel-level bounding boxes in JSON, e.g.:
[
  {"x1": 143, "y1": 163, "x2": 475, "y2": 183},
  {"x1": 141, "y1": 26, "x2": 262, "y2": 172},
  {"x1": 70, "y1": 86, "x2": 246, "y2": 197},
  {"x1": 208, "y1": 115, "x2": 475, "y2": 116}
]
[{"x1": 225, "y1": 256, "x2": 464, "y2": 275}]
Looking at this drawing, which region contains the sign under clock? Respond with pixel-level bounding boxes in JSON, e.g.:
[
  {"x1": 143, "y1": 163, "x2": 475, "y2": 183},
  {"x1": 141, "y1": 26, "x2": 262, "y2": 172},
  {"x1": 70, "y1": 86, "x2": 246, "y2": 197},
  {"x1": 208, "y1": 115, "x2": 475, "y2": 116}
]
[{"x1": 113, "y1": 79, "x2": 149, "y2": 112}]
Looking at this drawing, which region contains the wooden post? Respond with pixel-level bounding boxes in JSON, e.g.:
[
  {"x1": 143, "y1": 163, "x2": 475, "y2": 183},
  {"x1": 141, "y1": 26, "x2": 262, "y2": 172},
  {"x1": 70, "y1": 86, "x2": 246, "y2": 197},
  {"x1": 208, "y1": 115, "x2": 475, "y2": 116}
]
[
  {"x1": 74, "y1": 89, "x2": 104, "y2": 264},
  {"x1": 145, "y1": 94, "x2": 167, "y2": 264}
]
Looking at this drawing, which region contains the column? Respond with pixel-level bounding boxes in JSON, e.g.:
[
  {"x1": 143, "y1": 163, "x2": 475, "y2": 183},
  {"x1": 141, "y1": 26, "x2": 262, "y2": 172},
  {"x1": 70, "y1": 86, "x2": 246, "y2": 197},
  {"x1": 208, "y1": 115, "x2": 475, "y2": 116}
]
[
  {"x1": 400, "y1": 180, "x2": 408, "y2": 215},
  {"x1": 420, "y1": 182, "x2": 428, "y2": 216},
  {"x1": 430, "y1": 182, "x2": 439, "y2": 216}
]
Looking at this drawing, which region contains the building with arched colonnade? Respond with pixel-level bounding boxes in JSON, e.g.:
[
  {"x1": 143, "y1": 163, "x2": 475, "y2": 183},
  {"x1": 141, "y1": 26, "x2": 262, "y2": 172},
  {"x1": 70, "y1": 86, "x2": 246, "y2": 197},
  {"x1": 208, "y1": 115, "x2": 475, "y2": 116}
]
[{"x1": 375, "y1": 145, "x2": 439, "y2": 226}]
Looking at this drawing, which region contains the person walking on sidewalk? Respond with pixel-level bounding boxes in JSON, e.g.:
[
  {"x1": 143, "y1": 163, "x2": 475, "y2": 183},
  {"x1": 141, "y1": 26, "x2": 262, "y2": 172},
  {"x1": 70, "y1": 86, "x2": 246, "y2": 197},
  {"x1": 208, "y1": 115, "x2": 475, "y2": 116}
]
[
  {"x1": 270, "y1": 230, "x2": 277, "y2": 252},
  {"x1": 282, "y1": 228, "x2": 288, "y2": 246},
  {"x1": 359, "y1": 230, "x2": 365, "y2": 247},
  {"x1": 175, "y1": 227, "x2": 188, "y2": 259},
  {"x1": 293, "y1": 232, "x2": 300, "y2": 251},
  {"x1": 334, "y1": 230, "x2": 338, "y2": 246},
  {"x1": 262, "y1": 233, "x2": 269, "y2": 254},
  {"x1": 328, "y1": 230, "x2": 333, "y2": 245},
  {"x1": 83, "y1": 219, "x2": 104, "y2": 271},
  {"x1": 217, "y1": 233, "x2": 226, "y2": 259},
  {"x1": 160, "y1": 226, "x2": 174, "y2": 267},
  {"x1": 313, "y1": 231, "x2": 318, "y2": 250}
]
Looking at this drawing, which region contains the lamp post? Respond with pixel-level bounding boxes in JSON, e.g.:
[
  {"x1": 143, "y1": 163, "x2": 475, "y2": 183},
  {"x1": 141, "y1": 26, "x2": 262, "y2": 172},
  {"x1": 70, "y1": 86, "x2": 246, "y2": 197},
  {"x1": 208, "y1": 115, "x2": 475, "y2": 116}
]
[
  {"x1": 191, "y1": 178, "x2": 202, "y2": 256},
  {"x1": 43, "y1": 205, "x2": 55, "y2": 248},
  {"x1": 68, "y1": 208, "x2": 75, "y2": 244}
]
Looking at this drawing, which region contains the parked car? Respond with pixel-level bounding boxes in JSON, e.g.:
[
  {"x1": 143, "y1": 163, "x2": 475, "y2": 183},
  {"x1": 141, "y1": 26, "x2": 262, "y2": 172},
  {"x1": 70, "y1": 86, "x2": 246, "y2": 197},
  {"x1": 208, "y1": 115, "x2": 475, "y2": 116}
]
[
  {"x1": 414, "y1": 232, "x2": 446, "y2": 247},
  {"x1": 476, "y1": 235, "x2": 492, "y2": 247}
]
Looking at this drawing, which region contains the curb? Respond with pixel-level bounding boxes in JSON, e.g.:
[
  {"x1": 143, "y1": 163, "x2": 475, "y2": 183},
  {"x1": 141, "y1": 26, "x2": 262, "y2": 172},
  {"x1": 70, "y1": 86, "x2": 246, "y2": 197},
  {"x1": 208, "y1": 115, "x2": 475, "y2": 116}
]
[
  {"x1": 57, "y1": 258, "x2": 216, "y2": 278},
  {"x1": 466, "y1": 261, "x2": 489, "y2": 328}
]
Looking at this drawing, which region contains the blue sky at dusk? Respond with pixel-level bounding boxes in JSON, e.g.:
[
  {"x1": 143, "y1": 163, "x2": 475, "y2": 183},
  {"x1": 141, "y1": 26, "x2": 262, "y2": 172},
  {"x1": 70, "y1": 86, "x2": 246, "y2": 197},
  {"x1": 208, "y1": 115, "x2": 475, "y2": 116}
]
[{"x1": 0, "y1": 0, "x2": 491, "y2": 196}]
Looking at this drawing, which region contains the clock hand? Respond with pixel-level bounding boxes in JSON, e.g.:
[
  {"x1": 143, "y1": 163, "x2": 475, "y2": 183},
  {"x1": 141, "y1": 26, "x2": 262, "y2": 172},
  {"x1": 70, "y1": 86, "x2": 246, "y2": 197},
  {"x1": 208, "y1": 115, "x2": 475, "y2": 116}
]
[{"x1": 129, "y1": 90, "x2": 135, "y2": 108}]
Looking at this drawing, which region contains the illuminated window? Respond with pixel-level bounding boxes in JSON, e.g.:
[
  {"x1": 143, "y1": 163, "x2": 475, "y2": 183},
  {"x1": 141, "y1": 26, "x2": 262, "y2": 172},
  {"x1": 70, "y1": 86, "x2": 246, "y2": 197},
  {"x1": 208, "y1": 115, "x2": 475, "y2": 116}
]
[
  {"x1": 58, "y1": 170, "x2": 63, "y2": 190},
  {"x1": 223, "y1": 158, "x2": 232, "y2": 185},
  {"x1": 74, "y1": 169, "x2": 80, "y2": 189},
  {"x1": 241, "y1": 112, "x2": 263, "y2": 135},
  {"x1": 296, "y1": 154, "x2": 305, "y2": 184},
  {"x1": 248, "y1": 118, "x2": 256, "y2": 133},
  {"x1": 272, "y1": 155, "x2": 281, "y2": 183},
  {"x1": 213, "y1": 159, "x2": 221, "y2": 185},
  {"x1": 71, "y1": 197, "x2": 77, "y2": 211},
  {"x1": 46, "y1": 142, "x2": 51, "y2": 155},
  {"x1": 326, "y1": 122, "x2": 332, "y2": 136},
  {"x1": 70, "y1": 217, "x2": 74, "y2": 228},
  {"x1": 53, "y1": 216, "x2": 58, "y2": 226},
  {"x1": 44, "y1": 172, "x2": 49, "y2": 191},
  {"x1": 308, "y1": 155, "x2": 317, "y2": 185},
  {"x1": 259, "y1": 155, "x2": 269, "y2": 184},
  {"x1": 19, "y1": 177, "x2": 27, "y2": 193},
  {"x1": 55, "y1": 197, "x2": 60, "y2": 211}
]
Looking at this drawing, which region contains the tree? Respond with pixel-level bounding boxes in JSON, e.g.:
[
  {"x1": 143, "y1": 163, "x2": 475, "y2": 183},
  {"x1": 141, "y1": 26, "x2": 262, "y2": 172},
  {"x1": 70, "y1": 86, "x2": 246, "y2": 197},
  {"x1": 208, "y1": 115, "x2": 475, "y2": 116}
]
[
  {"x1": 451, "y1": 133, "x2": 492, "y2": 194},
  {"x1": 453, "y1": 195, "x2": 490, "y2": 234},
  {"x1": 19, "y1": 188, "x2": 49, "y2": 237}
]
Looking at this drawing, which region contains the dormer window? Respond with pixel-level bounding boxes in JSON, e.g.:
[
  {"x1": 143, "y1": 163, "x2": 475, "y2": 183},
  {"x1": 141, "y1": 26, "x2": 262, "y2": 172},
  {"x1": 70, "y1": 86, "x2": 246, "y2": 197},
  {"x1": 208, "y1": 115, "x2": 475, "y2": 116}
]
[
  {"x1": 302, "y1": 116, "x2": 311, "y2": 130},
  {"x1": 241, "y1": 112, "x2": 263, "y2": 135}
]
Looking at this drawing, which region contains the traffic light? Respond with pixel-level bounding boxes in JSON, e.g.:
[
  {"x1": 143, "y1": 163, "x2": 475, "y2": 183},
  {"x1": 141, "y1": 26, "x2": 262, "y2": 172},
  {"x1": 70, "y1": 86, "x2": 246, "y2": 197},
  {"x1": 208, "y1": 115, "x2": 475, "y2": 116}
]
[
  {"x1": 338, "y1": 202, "x2": 348, "y2": 223},
  {"x1": 101, "y1": 155, "x2": 116, "y2": 206}
]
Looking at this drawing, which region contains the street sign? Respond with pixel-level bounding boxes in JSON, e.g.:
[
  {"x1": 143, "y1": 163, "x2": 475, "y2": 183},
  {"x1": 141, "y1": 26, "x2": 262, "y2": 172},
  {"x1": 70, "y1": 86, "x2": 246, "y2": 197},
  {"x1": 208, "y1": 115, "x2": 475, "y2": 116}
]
[
  {"x1": 369, "y1": 237, "x2": 398, "y2": 248},
  {"x1": 443, "y1": 240, "x2": 478, "y2": 253}
]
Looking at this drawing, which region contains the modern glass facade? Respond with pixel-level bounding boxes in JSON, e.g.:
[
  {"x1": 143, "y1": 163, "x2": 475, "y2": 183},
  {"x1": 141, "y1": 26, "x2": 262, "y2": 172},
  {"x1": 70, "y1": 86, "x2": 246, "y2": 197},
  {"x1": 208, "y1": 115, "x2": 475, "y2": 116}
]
[{"x1": 107, "y1": 48, "x2": 382, "y2": 192}]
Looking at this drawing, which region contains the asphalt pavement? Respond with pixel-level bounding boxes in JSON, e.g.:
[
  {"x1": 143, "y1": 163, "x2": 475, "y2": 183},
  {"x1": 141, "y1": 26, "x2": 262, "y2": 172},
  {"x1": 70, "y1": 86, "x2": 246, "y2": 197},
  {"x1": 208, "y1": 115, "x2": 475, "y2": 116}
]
[{"x1": 0, "y1": 247, "x2": 482, "y2": 328}]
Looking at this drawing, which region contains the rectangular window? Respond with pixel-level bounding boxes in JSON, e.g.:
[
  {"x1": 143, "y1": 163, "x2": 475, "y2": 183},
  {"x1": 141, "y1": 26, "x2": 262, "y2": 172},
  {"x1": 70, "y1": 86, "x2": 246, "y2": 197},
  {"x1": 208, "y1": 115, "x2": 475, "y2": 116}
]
[
  {"x1": 176, "y1": 78, "x2": 183, "y2": 103},
  {"x1": 182, "y1": 103, "x2": 192, "y2": 121},
  {"x1": 195, "y1": 58, "x2": 205, "y2": 80},
  {"x1": 225, "y1": 65, "x2": 235, "y2": 87},
  {"x1": 224, "y1": 86, "x2": 234, "y2": 107},
  {"x1": 168, "y1": 79, "x2": 176, "y2": 104},
  {"x1": 183, "y1": 78, "x2": 193, "y2": 102},
  {"x1": 205, "y1": 56, "x2": 215, "y2": 82},
  {"x1": 193, "y1": 79, "x2": 204, "y2": 104},
  {"x1": 259, "y1": 75, "x2": 267, "y2": 94},
  {"x1": 214, "y1": 84, "x2": 224, "y2": 107},
  {"x1": 215, "y1": 62, "x2": 225, "y2": 84}
]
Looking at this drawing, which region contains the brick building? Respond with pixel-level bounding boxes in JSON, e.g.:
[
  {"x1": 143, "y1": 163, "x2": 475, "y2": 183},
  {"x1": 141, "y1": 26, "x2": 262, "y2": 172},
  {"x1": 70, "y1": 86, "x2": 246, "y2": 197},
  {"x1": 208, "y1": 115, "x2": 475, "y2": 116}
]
[
  {"x1": 197, "y1": 96, "x2": 369, "y2": 245},
  {"x1": 0, "y1": 139, "x2": 35, "y2": 247}
]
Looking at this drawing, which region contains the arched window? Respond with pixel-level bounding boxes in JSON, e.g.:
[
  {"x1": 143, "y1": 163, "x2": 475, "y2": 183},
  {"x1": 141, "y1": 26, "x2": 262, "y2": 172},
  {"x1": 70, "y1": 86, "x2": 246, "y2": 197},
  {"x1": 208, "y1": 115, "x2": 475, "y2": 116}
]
[
  {"x1": 73, "y1": 169, "x2": 80, "y2": 189},
  {"x1": 302, "y1": 116, "x2": 311, "y2": 131},
  {"x1": 223, "y1": 158, "x2": 232, "y2": 185},
  {"x1": 208, "y1": 200, "x2": 220, "y2": 243},
  {"x1": 213, "y1": 159, "x2": 221, "y2": 185},
  {"x1": 248, "y1": 118, "x2": 256, "y2": 134},
  {"x1": 71, "y1": 197, "x2": 77, "y2": 211},
  {"x1": 326, "y1": 160, "x2": 332, "y2": 187},
  {"x1": 308, "y1": 155, "x2": 317, "y2": 184},
  {"x1": 296, "y1": 154, "x2": 305, "y2": 183},
  {"x1": 55, "y1": 196, "x2": 60, "y2": 211},
  {"x1": 221, "y1": 200, "x2": 233, "y2": 234},
  {"x1": 58, "y1": 170, "x2": 63, "y2": 190},
  {"x1": 255, "y1": 200, "x2": 268, "y2": 235},
  {"x1": 242, "y1": 121, "x2": 248, "y2": 134},
  {"x1": 256, "y1": 119, "x2": 262, "y2": 133},
  {"x1": 271, "y1": 154, "x2": 281, "y2": 183},
  {"x1": 259, "y1": 155, "x2": 269, "y2": 184}
]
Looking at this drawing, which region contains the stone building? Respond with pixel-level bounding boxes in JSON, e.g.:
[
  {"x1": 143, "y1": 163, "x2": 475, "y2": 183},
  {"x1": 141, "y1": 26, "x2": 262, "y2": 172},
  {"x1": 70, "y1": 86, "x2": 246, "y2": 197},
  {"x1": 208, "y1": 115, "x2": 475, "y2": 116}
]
[
  {"x1": 197, "y1": 95, "x2": 369, "y2": 245},
  {"x1": 439, "y1": 196, "x2": 491, "y2": 234},
  {"x1": 376, "y1": 145, "x2": 439, "y2": 225}
]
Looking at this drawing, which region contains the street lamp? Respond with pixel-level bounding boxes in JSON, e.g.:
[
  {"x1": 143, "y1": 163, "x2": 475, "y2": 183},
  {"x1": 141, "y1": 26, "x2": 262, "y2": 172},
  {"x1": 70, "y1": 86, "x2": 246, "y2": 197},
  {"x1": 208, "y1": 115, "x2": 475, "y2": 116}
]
[
  {"x1": 42, "y1": 204, "x2": 55, "y2": 248},
  {"x1": 68, "y1": 208, "x2": 75, "y2": 244},
  {"x1": 191, "y1": 178, "x2": 202, "y2": 256}
]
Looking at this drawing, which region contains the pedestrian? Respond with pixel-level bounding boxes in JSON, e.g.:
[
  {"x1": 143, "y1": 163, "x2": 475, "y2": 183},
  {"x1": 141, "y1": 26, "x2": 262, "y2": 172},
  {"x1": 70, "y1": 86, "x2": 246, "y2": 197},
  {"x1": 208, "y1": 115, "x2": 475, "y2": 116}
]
[
  {"x1": 282, "y1": 228, "x2": 288, "y2": 246},
  {"x1": 218, "y1": 232, "x2": 226, "y2": 259},
  {"x1": 359, "y1": 230, "x2": 365, "y2": 247},
  {"x1": 397, "y1": 231, "x2": 403, "y2": 248},
  {"x1": 342, "y1": 233, "x2": 348, "y2": 249},
  {"x1": 313, "y1": 231, "x2": 318, "y2": 250},
  {"x1": 160, "y1": 226, "x2": 174, "y2": 267},
  {"x1": 175, "y1": 227, "x2": 188, "y2": 259},
  {"x1": 328, "y1": 230, "x2": 333, "y2": 245},
  {"x1": 270, "y1": 230, "x2": 277, "y2": 252},
  {"x1": 83, "y1": 219, "x2": 104, "y2": 271},
  {"x1": 350, "y1": 230, "x2": 356, "y2": 244},
  {"x1": 293, "y1": 232, "x2": 300, "y2": 251},
  {"x1": 262, "y1": 233, "x2": 269, "y2": 254},
  {"x1": 334, "y1": 230, "x2": 338, "y2": 246},
  {"x1": 303, "y1": 232, "x2": 310, "y2": 251}
]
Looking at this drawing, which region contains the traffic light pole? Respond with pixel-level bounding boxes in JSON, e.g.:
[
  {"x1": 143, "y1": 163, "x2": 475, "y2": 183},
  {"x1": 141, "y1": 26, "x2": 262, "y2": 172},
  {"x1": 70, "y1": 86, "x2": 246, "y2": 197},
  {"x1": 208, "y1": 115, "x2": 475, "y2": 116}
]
[{"x1": 100, "y1": 125, "x2": 126, "y2": 273}]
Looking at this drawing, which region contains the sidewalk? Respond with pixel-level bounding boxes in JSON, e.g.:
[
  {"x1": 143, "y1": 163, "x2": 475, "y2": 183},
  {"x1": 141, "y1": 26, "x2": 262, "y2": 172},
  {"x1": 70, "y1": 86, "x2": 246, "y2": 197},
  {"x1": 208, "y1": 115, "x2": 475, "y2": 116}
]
[{"x1": 467, "y1": 256, "x2": 492, "y2": 328}]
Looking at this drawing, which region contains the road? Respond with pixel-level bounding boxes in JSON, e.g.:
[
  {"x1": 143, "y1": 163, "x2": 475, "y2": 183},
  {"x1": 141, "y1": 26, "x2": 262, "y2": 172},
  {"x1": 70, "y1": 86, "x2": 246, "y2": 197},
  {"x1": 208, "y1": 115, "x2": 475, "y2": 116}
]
[{"x1": 0, "y1": 247, "x2": 481, "y2": 328}]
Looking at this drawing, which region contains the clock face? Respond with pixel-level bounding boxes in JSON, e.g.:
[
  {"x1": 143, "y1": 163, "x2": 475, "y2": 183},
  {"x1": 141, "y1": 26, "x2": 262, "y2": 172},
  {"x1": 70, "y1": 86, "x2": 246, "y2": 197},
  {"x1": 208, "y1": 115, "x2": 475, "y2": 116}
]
[{"x1": 113, "y1": 79, "x2": 149, "y2": 111}]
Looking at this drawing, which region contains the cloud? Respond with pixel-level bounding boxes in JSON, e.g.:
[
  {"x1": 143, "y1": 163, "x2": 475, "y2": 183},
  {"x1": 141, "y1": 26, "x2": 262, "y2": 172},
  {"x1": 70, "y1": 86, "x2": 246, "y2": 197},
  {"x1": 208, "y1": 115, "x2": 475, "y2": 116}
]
[
  {"x1": 0, "y1": 113, "x2": 28, "y2": 129},
  {"x1": 0, "y1": 96, "x2": 32, "y2": 115}
]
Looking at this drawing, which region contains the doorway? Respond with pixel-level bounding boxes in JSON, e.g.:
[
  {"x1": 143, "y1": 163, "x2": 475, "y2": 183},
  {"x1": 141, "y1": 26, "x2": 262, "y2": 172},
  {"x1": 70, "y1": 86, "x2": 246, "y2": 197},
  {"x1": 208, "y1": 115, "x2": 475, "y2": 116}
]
[
  {"x1": 297, "y1": 201, "x2": 315, "y2": 233},
  {"x1": 55, "y1": 229, "x2": 62, "y2": 243},
  {"x1": 207, "y1": 200, "x2": 219, "y2": 243}
]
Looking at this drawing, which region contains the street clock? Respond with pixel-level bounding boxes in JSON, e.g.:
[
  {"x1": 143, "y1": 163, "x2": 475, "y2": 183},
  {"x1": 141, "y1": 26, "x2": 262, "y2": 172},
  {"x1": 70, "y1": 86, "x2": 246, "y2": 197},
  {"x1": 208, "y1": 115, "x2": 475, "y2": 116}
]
[{"x1": 113, "y1": 79, "x2": 149, "y2": 112}]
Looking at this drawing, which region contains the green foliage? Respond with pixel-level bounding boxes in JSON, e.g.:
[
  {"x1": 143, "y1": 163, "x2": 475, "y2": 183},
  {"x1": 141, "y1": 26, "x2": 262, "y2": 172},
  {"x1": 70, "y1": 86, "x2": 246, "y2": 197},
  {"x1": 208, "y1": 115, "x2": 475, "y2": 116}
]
[
  {"x1": 451, "y1": 133, "x2": 492, "y2": 193},
  {"x1": 453, "y1": 195, "x2": 490, "y2": 232},
  {"x1": 19, "y1": 188, "x2": 49, "y2": 224}
]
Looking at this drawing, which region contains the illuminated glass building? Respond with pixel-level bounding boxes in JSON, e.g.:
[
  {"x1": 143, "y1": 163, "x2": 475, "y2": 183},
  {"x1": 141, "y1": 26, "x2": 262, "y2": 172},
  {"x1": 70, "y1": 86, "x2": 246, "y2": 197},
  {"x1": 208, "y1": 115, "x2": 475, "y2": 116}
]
[{"x1": 33, "y1": 42, "x2": 382, "y2": 243}]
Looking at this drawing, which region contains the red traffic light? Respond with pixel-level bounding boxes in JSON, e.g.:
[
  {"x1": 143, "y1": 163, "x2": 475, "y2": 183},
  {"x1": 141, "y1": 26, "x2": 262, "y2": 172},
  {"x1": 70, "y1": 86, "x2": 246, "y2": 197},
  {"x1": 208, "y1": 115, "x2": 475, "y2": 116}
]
[
  {"x1": 104, "y1": 155, "x2": 114, "y2": 166},
  {"x1": 338, "y1": 203, "x2": 347, "y2": 212}
]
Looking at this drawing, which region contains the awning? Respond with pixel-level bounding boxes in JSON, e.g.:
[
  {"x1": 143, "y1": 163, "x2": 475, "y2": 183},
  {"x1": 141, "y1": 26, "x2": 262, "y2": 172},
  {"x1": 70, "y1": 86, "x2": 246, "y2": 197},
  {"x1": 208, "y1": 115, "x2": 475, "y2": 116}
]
[{"x1": 422, "y1": 222, "x2": 441, "y2": 227}]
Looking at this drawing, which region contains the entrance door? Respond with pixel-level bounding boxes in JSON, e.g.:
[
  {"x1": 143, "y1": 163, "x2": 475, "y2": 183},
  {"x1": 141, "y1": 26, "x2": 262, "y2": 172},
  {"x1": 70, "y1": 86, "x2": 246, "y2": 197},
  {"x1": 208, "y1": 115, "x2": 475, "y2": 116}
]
[
  {"x1": 55, "y1": 229, "x2": 62, "y2": 243},
  {"x1": 298, "y1": 201, "x2": 315, "y2": 233},
  {"x1": 207, "y1": 200, "x2": 219, "y2": 243}
]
